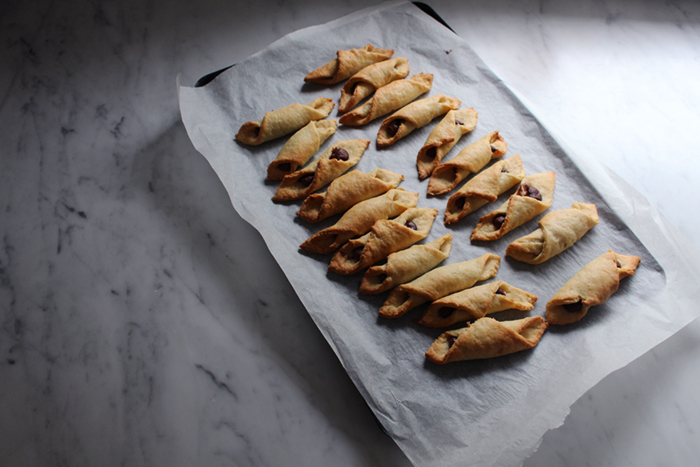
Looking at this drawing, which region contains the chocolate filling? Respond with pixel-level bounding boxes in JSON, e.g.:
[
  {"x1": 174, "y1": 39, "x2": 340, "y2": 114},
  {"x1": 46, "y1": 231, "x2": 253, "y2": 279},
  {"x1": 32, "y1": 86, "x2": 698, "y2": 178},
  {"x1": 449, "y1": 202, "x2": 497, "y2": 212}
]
[
  {"x1": 490, "y1": 145, "x2": 497, "y2": 153},
  {"x1": 446, "y1": 334, "x2": 457, "y2": 349},
  {"x1": 425, "y1": 146, "x2": 437, "y2": 160},
  {"x1": 492, "y1": 214, "x2": 506, "y2": 229},
  {"x1": 298, "y1": 173, "x2": 315, "y2": 186},
  {"x1": 438, "y1": 307, "x2": 455, "y2": 318},
  {"x1": 386, "y1": 119, "x2": 403, "y2": 137},
  {"x1": 455, "y1": 119, "x2": 465, "y2": 126},
  {"x1": 517, "y1": 184, "x2": 542, "y2": 201},
  {"x1": 350, "y1": 246, "x2": 364, "y2": 262},
  {"x1": 329, "y1": 147, "x2": 349, "y2": 161},
  {"x1": 495, "y1": 288, "x2": 506, "y2": 296},
  {"x1": 616, "y1": 260, "x2": 622, "y2": 268},
  {"x1": 455, "y1": 197, "x2": 466, "y2": 210},
  {"x1": 277, "y1": 162, "x2": 291, "y2": 172},
  {"x1": 562, "y1": 300, "x2": 583, "y2": 312},
  {"x1": 405, "y1": 220, "x2": 417, "y2": 230}
]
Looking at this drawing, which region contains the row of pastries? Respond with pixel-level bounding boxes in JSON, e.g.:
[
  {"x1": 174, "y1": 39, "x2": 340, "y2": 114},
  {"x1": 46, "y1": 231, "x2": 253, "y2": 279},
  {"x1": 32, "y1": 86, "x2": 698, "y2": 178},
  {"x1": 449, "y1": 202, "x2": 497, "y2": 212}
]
[{"x1": 234, "y1": 44, "x2": 641, "y2": 364}]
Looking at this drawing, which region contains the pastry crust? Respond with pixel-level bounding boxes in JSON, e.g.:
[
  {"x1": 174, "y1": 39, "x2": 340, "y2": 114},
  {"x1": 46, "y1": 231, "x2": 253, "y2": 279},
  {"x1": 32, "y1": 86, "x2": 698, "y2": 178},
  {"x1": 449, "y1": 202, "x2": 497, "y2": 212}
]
[
  {"x1": 299, "y1": 189, "x2": 418, "y2": 254},
  {"x1": 470, "y1": 171, "x2": 556, "y2": 242},
  {"x1": 425, "y1": 316, "x2": 548, "y2": 364},
  {"x1": 416, "y1": 108, "x2": 478, "y2": 179},
  {"x1": 376, "y1": 95, "x2": 461, "y2": 147},
  {"x1": 444, "y1": 155, "x2": 525, "y2": 225},
  {"x1": 338, "y1": 57, "x2": 410, "y2": 113},
  {"x1": 338, "y1": 73, "x2": 433, "y2": 127},
  {"x1": 506, "y1": 202, "x2": 599, "y2": 264},
  {"x1": 546, "y1": 250, "x2": 641, "y2": 325},
  {"x1": 328, "y1": 207, "x2": 438, "y2": 275},
  {"x1": 297, "y1": 169, "x2": 404, "y2": 223},
  {"x1": 304, "y1": 44, "x2": 394, "y2": 85},
  {"x1": 360, "y1": 234, "x2": 452, "y2": 295},
  {"x1": 378, "y1": 253, "x2": 501, "y2": 319},
  {"x1": 235, "y1": 97, "x2": 335, "y2": 146},
  {"x1": 267, "y1": 120, "x2": 338, "y2": 180},
  {"x1": 427, "y1": 131, "x2": 507, "y2": 196},
  {"x1": 272, "y1": 139, "x2": 369, "y2": 202},
  {"x1": 417, "y1": 281, "x2": 538, "y2": 328}
]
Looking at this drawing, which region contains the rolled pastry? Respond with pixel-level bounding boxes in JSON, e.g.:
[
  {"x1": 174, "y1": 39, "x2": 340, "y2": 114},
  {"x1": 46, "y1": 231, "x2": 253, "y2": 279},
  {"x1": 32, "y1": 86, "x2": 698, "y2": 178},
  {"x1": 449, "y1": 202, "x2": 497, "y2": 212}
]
[
  {"x1": 417, "y1": 281, "x2": 538, "y2": 328},
  {"x1": 338, "y1": 73, "x2": 433, "y2": 127},
  {"x1": 376, "y1": 95, "x2": 462, "y2": 147},
  {"x1": 444, "y1": 155, "x2": 525, "y2": 225},
  {"x1": 299, "y1": 188, "x2": 418, "y2": 254},
  {"x1": 297, "y1": 169, "x2": 404, "y2": 223},
  {"x1": 416, "y1": 108, "x2": 478, "y2": 179},
  {"x1": 546, "y1": 250, "x2": 641, "y2": 325},
  {"x1": 338, "y1": 57, "x2": 410, "y2": 113},
  {"x1": 360, "y1": 234, "x2": 452, "y2": 295},
  {"x1": 267, "y1": 120, "x2": 338, "y2": 180},
  {"x1": 378, "y1": 253, "x2": 501, "y2": 319},
  {"x1": 235, "y1": 97, "x2": 335, "y2": 146},
  {"x1": 272, "y1": 139, "x2": 369, "y2": 202},
  {"x1": 328, "y1": 207, "x2": 439, "y2": 275},
  {"x1": 304, "y1": 44, "x2": 394, "y2": 85},
  {"x1": 470, "y1": 171, "x2": 556, "y2": 242},
  {"x1": 427, "y1": 131, "x2": 507, "y2": 196},
  {"x1": 506, "y1": 202, "x2": 599, "y2": 264},
  {"x1": 425, "y1": 316, "x2": 548, "y2": 364}
]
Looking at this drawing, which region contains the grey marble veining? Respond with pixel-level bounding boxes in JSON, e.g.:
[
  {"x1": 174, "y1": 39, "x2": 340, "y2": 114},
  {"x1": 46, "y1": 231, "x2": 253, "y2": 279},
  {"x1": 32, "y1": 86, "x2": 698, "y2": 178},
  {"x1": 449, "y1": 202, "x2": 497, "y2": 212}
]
[{"x1": 1, "y1": 0, "x2": 699, "y2": 466}]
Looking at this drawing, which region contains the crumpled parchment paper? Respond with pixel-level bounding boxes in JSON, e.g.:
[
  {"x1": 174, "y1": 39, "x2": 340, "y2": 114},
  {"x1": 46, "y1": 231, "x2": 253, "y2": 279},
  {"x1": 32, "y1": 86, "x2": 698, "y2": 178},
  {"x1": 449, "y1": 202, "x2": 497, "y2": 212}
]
[{"x1": 178, "y1": 2, "x2": 700, "y2": 466}]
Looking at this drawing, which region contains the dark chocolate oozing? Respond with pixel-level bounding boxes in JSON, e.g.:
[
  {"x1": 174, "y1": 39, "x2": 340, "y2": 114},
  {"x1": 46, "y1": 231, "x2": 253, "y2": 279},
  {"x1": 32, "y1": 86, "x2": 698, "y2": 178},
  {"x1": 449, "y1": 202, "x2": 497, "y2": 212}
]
[
  {"x1": 490, "y1": 145, "x2": 497, "y2": 153},
  {"x1": 495, "y1": 288, "x2": 506, "y2": 296},
  {"x1": 446, "y1": 334, "x2": 457, "y2": 349},
  {"x1": 350, "y1": 246, "x2": 364, "y2": 261},
  {"x1": 517, "y1": 184, "x2": 542, "y2": 201},
  {"x1": 329, "y1": 147, "x2": 349, "y2": 161},
  {"x1": 455, "y1": 197, "x2": 466, "y2": 209},
  {"x1": 455, "y1": 119, "x2": 465, "y2": 126},
  {"x1": 425, "y1": 146, "x2": 437, "y2": 159},
  {"x1": 405, "y1": 220, "x2": 417, "y2": 230}
]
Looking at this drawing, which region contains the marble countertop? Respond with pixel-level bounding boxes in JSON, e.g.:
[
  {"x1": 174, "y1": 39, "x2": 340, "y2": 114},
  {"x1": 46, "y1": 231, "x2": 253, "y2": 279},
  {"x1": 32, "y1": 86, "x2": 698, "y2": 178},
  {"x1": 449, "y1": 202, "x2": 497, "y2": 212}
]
[{"x1": 2, "y1": 1, "x2": 699, "y2": 466}]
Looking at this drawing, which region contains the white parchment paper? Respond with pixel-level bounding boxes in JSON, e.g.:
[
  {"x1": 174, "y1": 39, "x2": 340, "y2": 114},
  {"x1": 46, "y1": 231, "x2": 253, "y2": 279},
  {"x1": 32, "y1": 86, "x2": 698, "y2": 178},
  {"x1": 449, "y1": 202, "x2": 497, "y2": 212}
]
[{"x1": 178, "y1": 2, "x2": 700, "y2": 466}]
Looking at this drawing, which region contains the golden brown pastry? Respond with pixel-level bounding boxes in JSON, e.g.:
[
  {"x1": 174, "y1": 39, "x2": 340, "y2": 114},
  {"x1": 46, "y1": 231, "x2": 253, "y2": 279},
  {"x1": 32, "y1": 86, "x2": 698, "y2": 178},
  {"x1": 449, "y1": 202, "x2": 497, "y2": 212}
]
[
  {"x1": 546, "y1": 250, "x2": 641, "y2": 325},
  {"x1": 376, "y1": 95, "x2": 461, "y2": 147},
  {"x1": 506, "y1": 202, "x2": 599, "y2": 264},
  {"x1": 338, "y1": 57, "x2": 410, "y2": 113},
  {"x1": 444, "y1": 155, "x2": 525, "y2": 225},
  {"x1": 378, "y1": 253, "x2": 501, "y2": 319},
  {"x1": 299, "y1": 189, "x2": 418, "y2": 254},
  {"x1": 267, "y1": 120, "x2": 338, "y2": 180},
  {"x1": 416, "y1": 108, "x2": 478, "y2": 179},
  {"x1": 338, "y1": 73, "x2": 433, "y2": 127},
  {"x1": 360, "y1": 234, "x2": 452, "y2": 295},
  {"x1": 427, "y1": 131, "x2": 507, "y2": 196},
  {"x1": 425, "y1": 316, "x2": 548, "y2": 364},
  {"x1": 328, "y1": 207, "x2": 438, "y2": 275},
  {"x1": 297, "y1": 169, "x2": 404, "y2": 223},
  {"x1": 235, "y1": 97, "x2": 335, "y2": 146},
  {"x1": 470, "y1": 171, "x2": 556, "y2": 242},
  {"x1": 417, "y1": 281, "x2": 538, "y2": 328},
  {"x1": 272, "y1": 139, "x2": 369, "y2": 202},
  {"x1": 304, "y1": 44, "x2": 394, "y2": 85}
]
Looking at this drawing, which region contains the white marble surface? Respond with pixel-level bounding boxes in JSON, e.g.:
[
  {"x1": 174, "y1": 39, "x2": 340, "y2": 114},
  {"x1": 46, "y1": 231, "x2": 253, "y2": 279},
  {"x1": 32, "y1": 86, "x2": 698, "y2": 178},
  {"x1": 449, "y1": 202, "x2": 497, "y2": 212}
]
[{"x1": 1, "y1": 1, "x2": 699, "y2": 466}]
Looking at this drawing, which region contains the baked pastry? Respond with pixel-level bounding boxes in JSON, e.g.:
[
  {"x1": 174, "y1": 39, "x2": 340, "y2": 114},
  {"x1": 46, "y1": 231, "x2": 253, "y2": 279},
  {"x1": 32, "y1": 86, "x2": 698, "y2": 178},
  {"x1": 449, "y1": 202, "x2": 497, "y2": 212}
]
[
  {"x1": 272, "y1": 139, "x2": 369, "y2": 202},
  {"x1": 304, "y1": 44, "x2": 394, "y2": 85},
  {"x1": 417, "y1": 281, "x2": 538, "y2": 328},
  {"x1": 235, "y1": 97, "x2": 335, "y2": 146},
  {"x1": 360, "y1": 234, "x2": 452, "y2": 295},
  {"x1": 427, "y1": 131, "x2": 507, "y2": 196},
  {"x1": 328, "y1": 207, "x2": 438, "y2": 275},
  {"x1": 506, "y1": 202, "x2": 599, "y2": 264},
  {"x1": 425, "y1": 316, "x2": 548, "y2": 364},
  {"x1": 416, "y1": 108, "x2": 478, "y2": 179},
  {"x1": 338, "y1": 73, "x2": 433, "y2": 127},
  {"x1": 297, "y1": 169, "x2": 404, "y2": 223},
  {"x1": 376, "y1": 95, "x2": 461, "y2": 147},
  {"x1": 378, "y1": 253, "x2": 501, "y2": 319},
  {"x1": 267, "y1": 120, "x2": 338, "y2": 180},
  {"x1": 470, "y1": 171, "x2": 556, "y2": 242},
  {"x1": 338, "y1": 57, "x2": 410, "y2": 113},
  {"x1": 444, "y1": 155, "x2": 525, "y2": 225},
  {"x1": 546, "y1": 250, "x2": 641, "y2": 325},
  {"x1": 299, "y1": 189, "x2": 418, "y2": 254}
]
